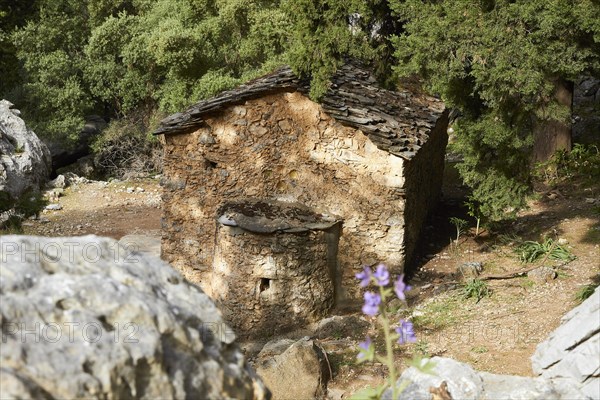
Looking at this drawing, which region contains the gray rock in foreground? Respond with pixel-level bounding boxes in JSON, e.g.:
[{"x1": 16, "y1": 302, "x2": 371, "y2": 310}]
[
  {"x1": 0, "y1": 100, "x2": 51, "y2": 201},
  {"x1": 389, "y1": 357, "x2": 483, "y2": 400},
  {"x1": 0, "y1": 235, "x2": 269, "y2": 399},
  {"x1": 384, "y1": 357, "x2": 591, "y2": 400},
  {"x1": 531, "y1": 286, "x2": 600, "y2": 399},
  {"x1": 118, "y1": 234, "x2": 161, "y2": 258}
]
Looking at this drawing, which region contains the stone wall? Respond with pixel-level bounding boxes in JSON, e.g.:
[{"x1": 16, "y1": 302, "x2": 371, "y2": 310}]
[
  {"x1": 209, "y1": 199, "x2": 339, "y2": 338},
  {"x1": 161, "y1": 91, "x2": 447, "y2": 301},
  {"x1": 212, "y1": 225, "x2": 335, "y2": 338},
  {"x1": 402, "y1": 111, "x2": 449, "y2": 266}
]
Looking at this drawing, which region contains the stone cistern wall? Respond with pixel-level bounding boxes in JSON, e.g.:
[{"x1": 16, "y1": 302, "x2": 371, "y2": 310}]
[{"x1": 211, "y1": 199, "x2": 340, "y2": 337}]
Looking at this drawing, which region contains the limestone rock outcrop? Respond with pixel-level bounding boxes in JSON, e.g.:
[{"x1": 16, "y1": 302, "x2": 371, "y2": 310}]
[
  {"x1": 388, "y1": 357, "x2": 588, "y2": 400},
  {"x1": 0, "y1": 100, "x2": 51, "y2": 208},
  {"x1": 0, "y1": 235, "x2": 269, "y2": 399},
  {"x1": 531, "y1": 286, "x2": 600, "y2": 399}
]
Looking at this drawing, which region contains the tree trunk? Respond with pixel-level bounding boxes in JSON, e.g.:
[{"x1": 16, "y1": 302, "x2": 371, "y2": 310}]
[{"x1": 532, "y1": 78, "x2": 573, "y2": 163}]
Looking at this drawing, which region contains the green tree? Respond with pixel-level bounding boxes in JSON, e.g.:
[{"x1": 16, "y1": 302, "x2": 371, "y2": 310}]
[
  {"x1": 0, "y1": 0, "x2": 36, "y2": 96},
  {"x1": 390, "y1": 0, "x2": 600, "y2": 220},
  {"x1": 285, "y1": 0, "x2": 599, "y2": 220},
  {"x1": 285, "y1": 0, "x2": 401, "y2": 98},
  {"x1": 133, "y1": 0, "x2": 289, "y2": 113},
  {"x1": 11, "y1": 0, "x2": 95, "y2": 143},
  {"x1": 9, "y1": 0, "x2": 288, "y2": 144}
]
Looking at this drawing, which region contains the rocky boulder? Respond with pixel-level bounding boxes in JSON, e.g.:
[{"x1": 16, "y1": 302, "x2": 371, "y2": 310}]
[
  {"x1": 387, "y1": 357, "x2": 588, "y2": 400},
  {"x1": 531, "y1": 286, "x2": 600, "y2": 399},
  {"x1": 0, "y1": 100, "x2": 51, "y2": 204},
  {"x1": 256, "y1": 338, "x2": 330, "y2": 400},
  {"x1": 0, "y1": 235, "x2": 269, "y2": 399}
]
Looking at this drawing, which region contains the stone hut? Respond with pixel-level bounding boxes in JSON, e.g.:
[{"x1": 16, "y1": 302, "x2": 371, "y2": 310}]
[{"x1": 155, "y1": 63, "x2": 448, "y2": 316}]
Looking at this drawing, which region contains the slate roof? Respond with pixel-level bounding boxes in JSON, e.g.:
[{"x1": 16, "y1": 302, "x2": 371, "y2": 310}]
[{"x1": 154, "y1": 63, "x2": 446, "y2": 160}]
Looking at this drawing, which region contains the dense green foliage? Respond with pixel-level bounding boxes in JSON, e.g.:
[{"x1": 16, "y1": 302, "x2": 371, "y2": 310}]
[
  {"x1": 2, "y1": 0, "x2": 288, "y2": 142},
  {"x1": 535, "y1": 143, "x2": 600, "y2": 184},
  {"x1": 389, "y1": 0, "x2": 600, "y2": 220},
  {"x1": 285, "y1": 0, "x2": 599, "y2": 220},
  {"x1": 0, "y1": 0, "x2": 35, "y2": 94},
  {"x1": 285, "y1": 0, "x2": 401, "y2": 98},
  {"x1": 2, "y1": 0, "x2": 599, "y2": 220}
]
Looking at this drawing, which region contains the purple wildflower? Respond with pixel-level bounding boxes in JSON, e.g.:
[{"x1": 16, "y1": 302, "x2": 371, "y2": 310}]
[
  {"x1": 355, "y1": 266, "x2": 373, "y2": 287},
  {"x1": 396, "y1": 319, "x2": 417, "y2": 344},
  {"x1": 362, "y1": 292, "x2": 381, "y2": 316},
  {"x1": 358, "y1": 336, "x2": 372, "y2": 351},
  {"x1": 394, "y1": 274, "x2": 412, "y2": 301},
  {"x1": 373, "y1": 263, "x2": 390, "y2": 286},
  {"x1": 357, "y1": 336, "x2": 373, "y2": 361}
]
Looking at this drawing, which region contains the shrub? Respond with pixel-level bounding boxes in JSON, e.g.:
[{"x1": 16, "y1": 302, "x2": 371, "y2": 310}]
[
  {"x1": 575, "y1": 284, "x2": 598, "y2": 303},
  {"x1": 449, "y1": 217, "x2": 469, "y2": 244},
  {"x1": 0, "y1": 190, "x2": 48, "y2": 231},
  {"x1": 92, "y1": 110, "x2": 164, "y2": 179},
  {"x1": 535, "y1": 144, "x2": 600, "y2": 185}
]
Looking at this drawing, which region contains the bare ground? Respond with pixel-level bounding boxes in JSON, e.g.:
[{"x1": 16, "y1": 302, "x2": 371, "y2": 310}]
[{"x1": 19, "y1": 178, "x2": 162, "y2": 240}]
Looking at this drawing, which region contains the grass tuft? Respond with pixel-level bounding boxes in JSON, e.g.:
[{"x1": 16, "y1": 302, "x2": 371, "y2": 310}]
[
  {"x1": 574, "y1": 284, "x2": 598, "y2": 303},
  {"x1": 462, "y1": 278, "x2": 490, "y2": 302},
  {"x1": 517, "y1": 238, "x2": 575, "y2": 263}
]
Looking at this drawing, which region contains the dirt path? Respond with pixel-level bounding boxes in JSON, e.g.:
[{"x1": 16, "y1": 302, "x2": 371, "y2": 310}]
[
  {"x1": 21, "y1": 178, "x2": 162, "y2": 240},
  {"x1": 13, "y1": 174, "x2": 600, "y2": 397}
]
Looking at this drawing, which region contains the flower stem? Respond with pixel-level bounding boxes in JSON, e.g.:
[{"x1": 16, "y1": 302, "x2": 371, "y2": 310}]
[{"x1": 379, "y1": 286, "x2": 397, "y2": 400}]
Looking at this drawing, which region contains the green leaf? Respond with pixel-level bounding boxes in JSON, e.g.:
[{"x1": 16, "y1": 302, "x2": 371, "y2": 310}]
[
  {"x1": 381, "y1": 288, "x2": 393, "y2": 299},
  {"x1": 349, "y1": 387, "x2": 379, "y2": 400},
  {"x1": 349, "y1": 384, "x2": 388, "y2": 400},
  {"x1": 409, "y1": 355, "x2": 437, "y2": 375}
]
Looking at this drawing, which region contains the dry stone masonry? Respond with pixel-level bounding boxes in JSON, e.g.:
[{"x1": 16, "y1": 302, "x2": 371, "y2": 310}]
[
  {"x1": 156, "y1": 62, "x2": 448, "y2": 322},
  {"x1": 212, "y1": 199, "x2": 339, "y2": 338}
]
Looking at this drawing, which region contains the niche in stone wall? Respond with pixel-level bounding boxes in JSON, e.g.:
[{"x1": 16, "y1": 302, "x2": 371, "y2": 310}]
[{"x1": 211, "y1": 199, "x2": 342, "y2": 338}]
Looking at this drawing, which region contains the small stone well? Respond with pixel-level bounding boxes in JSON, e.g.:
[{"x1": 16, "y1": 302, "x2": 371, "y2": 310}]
[{"x1": 211, "y1": 199, "x2": 341, "y2": 338}]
